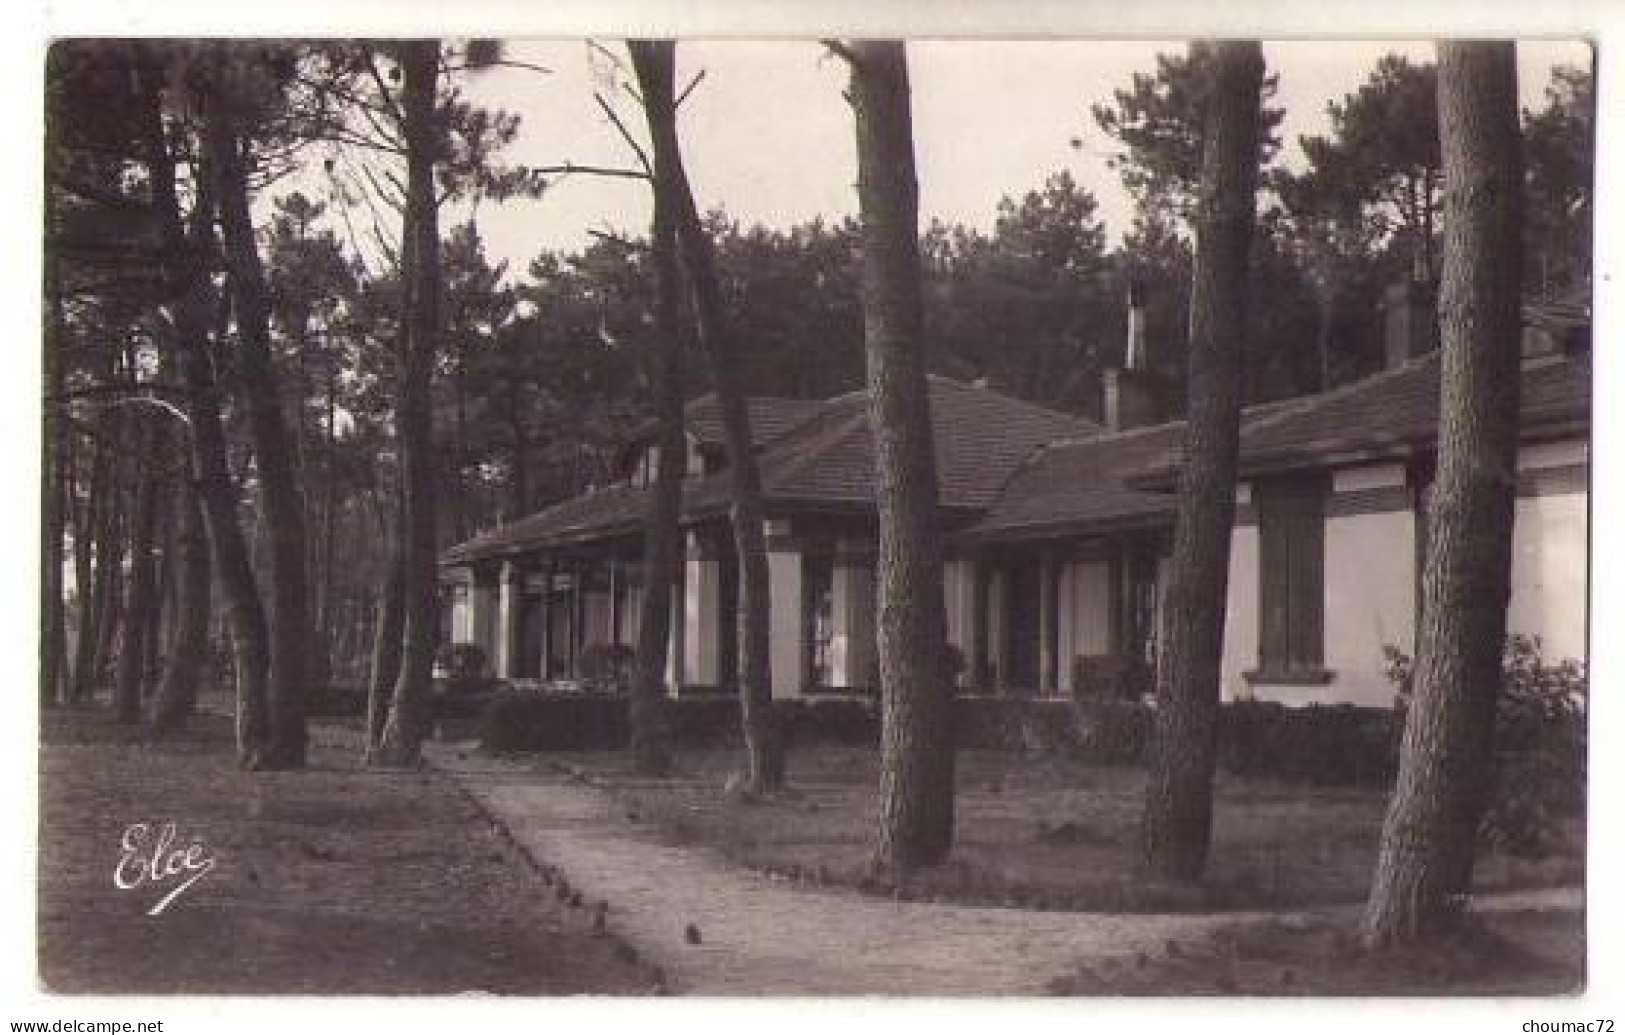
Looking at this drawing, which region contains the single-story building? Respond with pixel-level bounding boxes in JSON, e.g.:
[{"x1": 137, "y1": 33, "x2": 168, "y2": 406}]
[{"x1": 441, "y1": 284, "x2": 1590, "y2": 710}]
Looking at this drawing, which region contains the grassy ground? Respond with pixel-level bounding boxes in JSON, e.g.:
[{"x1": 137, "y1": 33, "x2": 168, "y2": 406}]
[
  {"x1": 1045, "y1": 909, "x2": 1585, "y2": 995},
  {"x1": 37, "y1": 707, "x2": 662, "y2": 995},
  {"x1": 549, "y1": 744, "x2": 1584, "y2": 914}
]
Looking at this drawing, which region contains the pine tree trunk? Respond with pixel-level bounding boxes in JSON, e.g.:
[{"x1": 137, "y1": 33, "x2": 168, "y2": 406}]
[
  {"x1": 1360, "y1": 41, "x2": 1524, "y2": 948},
  {"x1": 366, "y1": 539, "x2": 405, "y2": 754},
  {"x1": 80, "y1": 448, "x2": 125, "y2": 703},
  {"x1": 113, "y1": 419, "x2": 159, "y2": 725},
  {"x1": 92, "y1": 463, "x2": 128, "y2": 698},
  {"x1": 140, "y1": 469, "x2": 175, "y2": 699},
  {"x1": 630, "y1": 40, "x2": 784, "y2": 791},
  {"x1": 628, "y1": 205, "x2": 688, "y2": 777},
  {"x1": 848, "y1": 40, "x2": 957, "y2": 871},
  {"x1": 141, "y1": 73, "x2": 273, "y2": 764},
  {"x1": 203, "y1": 95, "x2": 313, "y2": 769},
  {"x1": 373, "y1": 40, "x2": 443, "y2": 768},
  {"x1": 70, "y1": 439, "x2": 109, "y2": 704},
  {"x1": 42, "y1": 222, "x2": 71, "y2": 709},
  {"x1": 1139, "y1": 41, "x2": 1264, "y2": 882},
  {"x1": 150, "y1": 490, "x2": 212, "y2": 734}
]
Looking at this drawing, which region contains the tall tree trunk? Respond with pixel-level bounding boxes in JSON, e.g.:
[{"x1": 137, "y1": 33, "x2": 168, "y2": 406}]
[
  {"x1": 70, "y1": 438, "x2": 110, "y2": 703},
  {"x1": 630, "y1": 39, "x2": 785, "y2": 791},
  {"x1": 85, "y1": 450, "x2": 127, "y2": 702},
  {"x1": 1361, "y1": 41, "x2": 1524, "y2": 948},
  {"x1": 847, "y1": 40, "x2": 957, "y2": 871},
  {"x1": 150, "y1": 490, "x2": 212, "y2": 734},
  {"x1": 140, "y1": 469, "x2": 176, "y2": 699},
  {"x1": 141, "y1": 71, "x2": 273, "y2": 763},
  {"x1": 41, "y1": 218, "x2": 71, "y2": 709},
  {"x1": 628, "y1": 204, "x2": 689, "y2": 776},
  {"x1": 113, "y1": 419, "x2": 159, "y2": 725},
  {"x1": 1139, "y1": 41, "x2": 1264, "y2": 882},
  {"x1": 366, "y1": 536, "x2": 405, "y2": 753},
  {"x1": 203, "y1": 92, "x2": 313, "y2": 769},
  {"x1": 373, "y1": 39, "x2": 443, "y2": 767}
]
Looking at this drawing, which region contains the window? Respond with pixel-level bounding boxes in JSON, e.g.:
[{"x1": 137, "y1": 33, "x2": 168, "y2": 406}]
[{"x1": 1253, "y1": 475, "x2": 1329, "y2": 680}]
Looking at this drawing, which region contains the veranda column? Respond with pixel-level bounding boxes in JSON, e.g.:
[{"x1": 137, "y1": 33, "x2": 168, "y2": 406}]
[
  {"x1": 970, "y1": 558, "x2": 990, "y2": 688},
  {"x1": 765, "y1": 519, "x2": 805, "y2": 699},
  {"x1": 1038, "y1": 552, "x2": 1058, "y2": 694},
  {"x1": 666, "y1": 538, "x2": 686, "y2": 692},
  {"x1": 497, "y1": 559, "x2": 523, "y2": 678},
  {"x1": 682, "y1": 531, "x2": 722, "y2": 687}
]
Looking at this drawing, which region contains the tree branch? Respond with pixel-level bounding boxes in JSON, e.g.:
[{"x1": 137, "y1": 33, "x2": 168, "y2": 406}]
[
  {"x1": 675, "y1": 68, "x2": 708, "y2": 110},
  {"x1": 593, "y1": 92, "x2": 653, "y2": 176},
  {"x1": 820, "y1": 40, "x2": 860, "y2": 67},
  {"x1": 535, "y1": 162, "x2": 650, "y2": 182}
]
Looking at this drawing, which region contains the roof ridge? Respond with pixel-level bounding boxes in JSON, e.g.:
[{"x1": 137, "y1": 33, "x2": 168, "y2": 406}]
[
  {"x1": 761, "y1": 406, "x2": 872, "y2": 495},
  {"x1": 927, "y1": 374, "x2": 1103, "y2": 431},
  {"x1": 1235, "y1": 352, "x2": 1442, "y2": 443}
]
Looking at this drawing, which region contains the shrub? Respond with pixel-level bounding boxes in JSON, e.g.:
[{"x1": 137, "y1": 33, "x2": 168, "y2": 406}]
[
  {"x1": 578, "y1": 643, "x2": 637, "y2": 695},
  {"x1": 950, "y1": 697, "x2": 1149, "y2": 762},
  {"x1": 474, "y1": 693, "x2": 884, "y2": 754},
  {"x1": 306, "y1": 683, "x2": 369, "y2": 718},
  {"x1": 1384, "y1": 634, "x2": 1587, "y2": 855},
  {"x1": 1219, "y1": 701, "x2": 1400, "y2": 787},
  {"x1": 476, "y1": 691, "x2": 631, "y2": 753},
  {"x1": 439, "y1": 642, "x2": 488, "y2": 679}
]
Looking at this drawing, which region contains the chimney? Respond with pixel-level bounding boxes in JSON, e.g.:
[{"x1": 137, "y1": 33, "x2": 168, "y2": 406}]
[
  {"x1": 1382, "y1": 278, "x2": 1438, "y2": 368},
  {"x1": 1103, "y1": 280, "x2": 1163, "y2": 431}
]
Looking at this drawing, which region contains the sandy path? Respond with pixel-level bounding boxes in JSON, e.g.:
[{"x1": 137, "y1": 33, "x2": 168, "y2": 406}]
[{"x1": 427, "y1": 745, "x2": 1324, "y2": 995}]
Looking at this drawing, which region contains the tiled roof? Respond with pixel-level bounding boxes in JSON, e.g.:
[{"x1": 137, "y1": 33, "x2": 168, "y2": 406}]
[
  {"x1": 621, "y1": 394, "x2": 827, "y2": 458},
  {"x1": 1227, "y1": 350, "x2": 1591, "y2": 476},
  {"x1": 684, "y1": 395, "x2": 828, "y2": 451},
  {"x1": 443, "y1": 377, "x2": 1097, "y2": 565},
  {"x1": 964, "y1": 347, "x2": 1591, "y2": 541},
  {"x1": 721, "y1": 376, "x2": 1100, "y2": 511},
  {"x1": 440, "y1": 483, "x2": 652, "y2": 565},
  {"x1": 957, "y1": 422, "x2": 1184, "y2": 543}
]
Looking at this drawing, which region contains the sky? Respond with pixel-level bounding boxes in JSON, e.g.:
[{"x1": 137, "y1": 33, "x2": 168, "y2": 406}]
[{"x1": 455, "y1": 39, "x2": 1591, "y2": 277}]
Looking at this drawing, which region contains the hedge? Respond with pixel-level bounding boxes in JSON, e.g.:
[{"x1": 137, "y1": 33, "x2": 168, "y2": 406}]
[
  {"x1": 475, "y1": 694, "x2": 881, "y2": 754},
  {"x1": 468, "y1": 688, "x2": 1580, "y2": 801}
]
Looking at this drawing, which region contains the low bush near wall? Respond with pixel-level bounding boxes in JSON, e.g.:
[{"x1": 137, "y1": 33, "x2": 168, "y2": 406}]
[
  {"x1": 1219, "y1": 701, "x2": 1401, "y2": 788},
  {"x1": 306, "y1": 684, "x2": 370, "y2": 718},
  {"x1": 951, "y1": 697, "x2": 1150, "y2": 762},
  {"x1": 477, "y1": 692, "x2": 631, "y2": 753},
  {"x1": 475, "y1": 694, "x2": 883, "y2": 754},
  {"x1": 1385, "y1": 635, "x2": 1587, "y2": 854}
]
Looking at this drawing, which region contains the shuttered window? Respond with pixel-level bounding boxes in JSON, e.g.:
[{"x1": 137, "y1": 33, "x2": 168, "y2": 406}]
[{"x1": 1256, "y1": 475, "x2": 1327, "y2": 674}]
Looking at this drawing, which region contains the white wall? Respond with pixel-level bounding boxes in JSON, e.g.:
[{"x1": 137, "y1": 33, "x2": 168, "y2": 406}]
[
  {"x1": 1319, "y1": 507, "x2": 1415, "y2": 707},
  {"x1": 1318, "y1": 464, "x2": 1416, "y2": 707},
  {"x1": 1228, "y1": 443, "x2": 1589, "y2": 707},
  {"x1": 1509, "y1": 440, "x2": 1589, "y2": 664},
  {"x1": 683, "y1": 548, "x2": 720, "y2": 685},
  {"x1": 448, "y1": 588, "x2": 472, "y2": 644},
  {"x1": 1220, "y1": 510, "x2": 1259, "y2": 702},
  {"x1": 767, "y1": 532, "x2": 805, "y2": 698}
]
